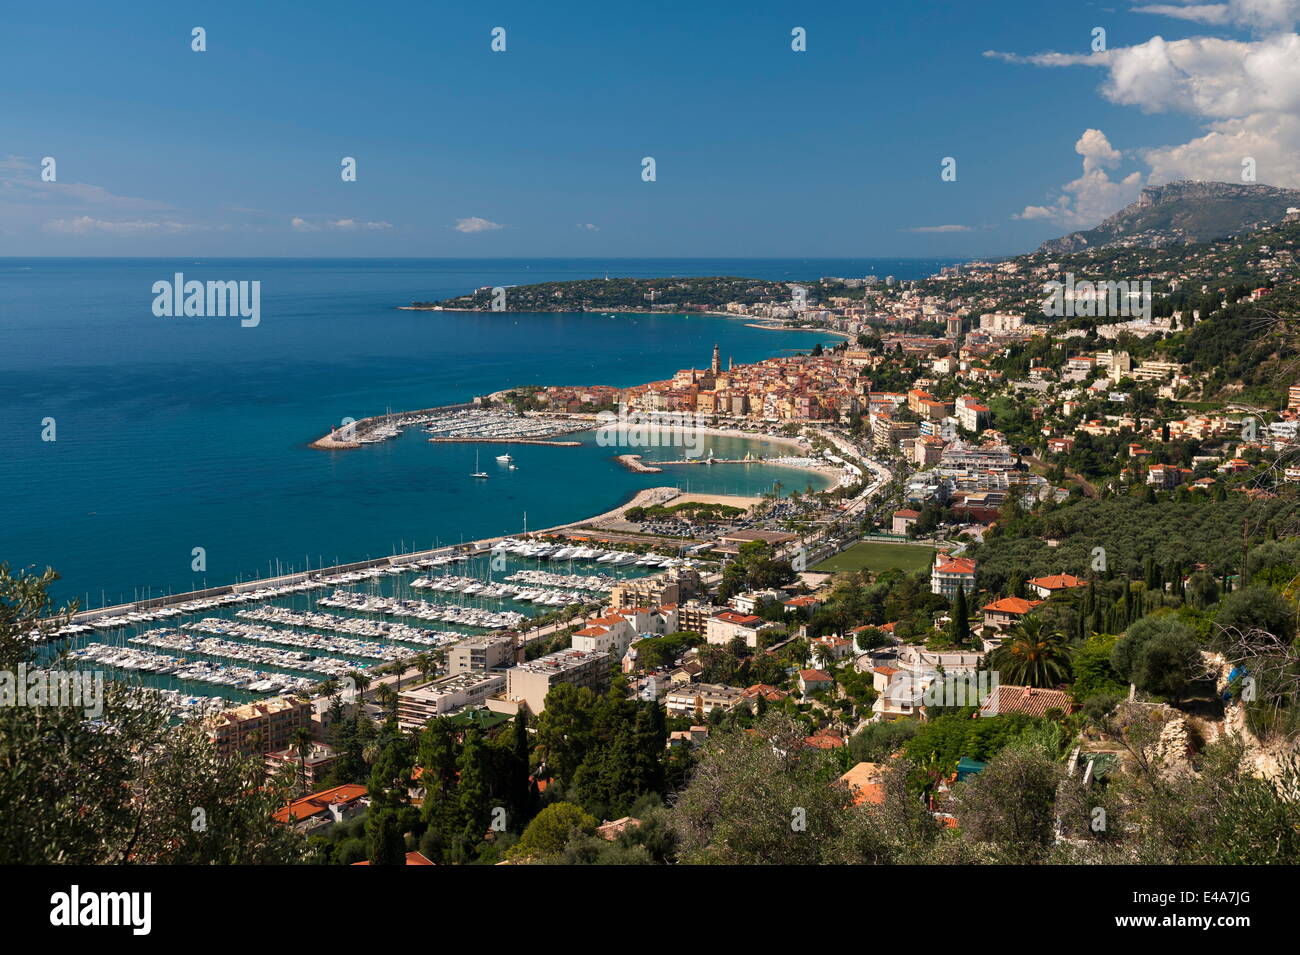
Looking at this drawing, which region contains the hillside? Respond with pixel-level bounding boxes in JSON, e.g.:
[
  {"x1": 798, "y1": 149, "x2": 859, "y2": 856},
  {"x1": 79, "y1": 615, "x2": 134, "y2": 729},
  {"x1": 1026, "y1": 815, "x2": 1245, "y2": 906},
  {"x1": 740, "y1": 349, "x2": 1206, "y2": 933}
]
[{"x1": 1039, "y1": 181, "x2": 1300, "y2": 255}]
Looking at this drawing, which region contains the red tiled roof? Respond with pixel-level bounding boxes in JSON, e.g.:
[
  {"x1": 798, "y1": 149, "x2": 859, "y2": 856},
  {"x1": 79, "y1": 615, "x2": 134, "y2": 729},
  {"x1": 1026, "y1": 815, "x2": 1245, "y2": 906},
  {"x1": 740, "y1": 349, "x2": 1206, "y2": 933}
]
[
  {"x1": 935, "y1": 556, "x2": 977, "y2": 575},
  {"x1": 980, "y1": 685, "x2": 1075, "y2": 718},
  {"x1": 1028, "y1": 573, "x2": 1087, "y2": 591},
  {"x1": 275, "y1": 784, "x2": 367, "y2": 824},
  {"x1": 982, "y1": 597, "x2": 1042, "y2": 615}
]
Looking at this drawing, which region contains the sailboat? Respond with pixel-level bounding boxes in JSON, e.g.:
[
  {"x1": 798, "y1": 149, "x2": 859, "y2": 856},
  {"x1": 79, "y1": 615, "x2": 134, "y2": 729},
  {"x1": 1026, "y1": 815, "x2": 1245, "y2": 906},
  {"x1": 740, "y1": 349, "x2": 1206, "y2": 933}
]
[{"x1": 471, "y1": 450, "x2": 489, "y2": 479}]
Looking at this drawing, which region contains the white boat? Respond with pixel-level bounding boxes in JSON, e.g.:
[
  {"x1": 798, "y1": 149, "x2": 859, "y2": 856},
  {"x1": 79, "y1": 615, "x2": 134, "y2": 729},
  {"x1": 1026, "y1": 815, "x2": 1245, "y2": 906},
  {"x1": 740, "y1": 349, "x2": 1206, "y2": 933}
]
[
  {"x1": 471, "y1": 450, "x2": 489, "y2": 479},
  {"x1": 496, "y1": 453, "x2": 514, "y2": 464}
]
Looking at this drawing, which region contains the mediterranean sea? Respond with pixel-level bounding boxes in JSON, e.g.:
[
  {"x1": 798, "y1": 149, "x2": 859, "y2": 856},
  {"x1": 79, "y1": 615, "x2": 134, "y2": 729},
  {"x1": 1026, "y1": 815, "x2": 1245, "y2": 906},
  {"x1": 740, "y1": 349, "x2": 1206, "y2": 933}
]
[{"x1": 0, "y1": 257, "x2": 956, "y2": 608}]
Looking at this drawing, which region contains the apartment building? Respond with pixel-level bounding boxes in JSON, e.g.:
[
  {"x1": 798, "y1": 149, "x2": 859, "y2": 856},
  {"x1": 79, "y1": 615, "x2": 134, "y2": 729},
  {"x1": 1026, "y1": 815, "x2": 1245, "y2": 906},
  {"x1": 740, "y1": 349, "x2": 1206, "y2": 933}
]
[
  {"x1": 930, "y1": 556, "x2": 977, "y2": 598},
  {"x1": 664, "y1": 682, "x2": 744, "y2": 717},
  {"x1": 503, "y1": 648, "x2": 610, "y2": 714},
  {"x1": 209, "y1": 696, "x2": 314, "y2": 759},
  {"x1": 448, "y1": 633, "x2": 516, "y2": 674},
  {"x1": 706, "y1": 610, "x2": 780, "y2": 649},
  {"x1": 397, "y1": 672, "x2": 509, "y2": 730}
]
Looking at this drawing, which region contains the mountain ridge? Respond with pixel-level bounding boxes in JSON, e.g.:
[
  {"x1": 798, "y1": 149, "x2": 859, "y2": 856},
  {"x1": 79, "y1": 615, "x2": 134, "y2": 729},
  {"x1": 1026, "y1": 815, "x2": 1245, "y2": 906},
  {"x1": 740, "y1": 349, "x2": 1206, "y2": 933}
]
[{"x1": 1038, "y1": 180, "x2": 1300, "y2": 255}]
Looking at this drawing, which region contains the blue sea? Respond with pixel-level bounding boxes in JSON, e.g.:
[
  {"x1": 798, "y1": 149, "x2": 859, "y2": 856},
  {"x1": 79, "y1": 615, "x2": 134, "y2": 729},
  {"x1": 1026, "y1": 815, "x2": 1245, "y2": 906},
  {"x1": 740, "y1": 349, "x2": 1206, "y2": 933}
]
[{"x1": 0, "y1": 257, "x2": 954, "y2": 608}]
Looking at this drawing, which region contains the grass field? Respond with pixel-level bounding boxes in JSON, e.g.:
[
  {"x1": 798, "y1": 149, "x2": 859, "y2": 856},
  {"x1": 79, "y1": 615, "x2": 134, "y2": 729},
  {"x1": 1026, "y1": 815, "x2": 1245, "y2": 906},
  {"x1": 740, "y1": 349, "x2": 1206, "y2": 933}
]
[{"x1": 810, "y1": 540, "x2": 936, "y2": 574}]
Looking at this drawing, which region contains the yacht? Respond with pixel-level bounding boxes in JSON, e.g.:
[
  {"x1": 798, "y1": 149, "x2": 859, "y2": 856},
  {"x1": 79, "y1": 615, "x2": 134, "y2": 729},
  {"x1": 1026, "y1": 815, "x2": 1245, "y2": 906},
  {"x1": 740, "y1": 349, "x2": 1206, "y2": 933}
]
[
  {"x1": 471, "y1": 450, "x2": 489, "y2": 479},
  {"x1": 496, "y1": 453, "x2": 514, "y2": 464}
]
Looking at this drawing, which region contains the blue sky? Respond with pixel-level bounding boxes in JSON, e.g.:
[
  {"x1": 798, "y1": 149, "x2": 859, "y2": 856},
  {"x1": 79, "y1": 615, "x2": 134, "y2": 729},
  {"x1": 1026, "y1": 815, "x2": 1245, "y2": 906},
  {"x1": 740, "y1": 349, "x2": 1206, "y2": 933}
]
[{"x1": 2, "y1": 0, "x2": 1296, "y2": 257}]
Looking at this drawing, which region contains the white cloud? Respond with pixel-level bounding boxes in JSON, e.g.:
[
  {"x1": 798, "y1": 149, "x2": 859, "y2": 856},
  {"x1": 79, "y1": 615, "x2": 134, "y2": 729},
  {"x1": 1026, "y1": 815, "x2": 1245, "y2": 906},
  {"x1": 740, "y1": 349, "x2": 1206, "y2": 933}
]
[
  {"x1": 903, "y1": 224, "x2": 972, "y2": 233},
  {"x1": 454, "y1": 216, "x2": 504, "y2": 233},
  {"x1": 43, "y1": 217, "x2": 195, "y2": 235},
  {"x1": 291, "y1": 216, "x2": 392, "y2": 232},
  {"x1": 992, "y1": 24, "x2": 1300, "y2": 202},
  {"x1": 1014, "y1": 129, "x2": 1144, "y2": 227},
  {"x1": 1133, "y1": 1, "x2": 1300, "y2": 30},
  {"x1": 576, "y1": 222, "x2": 600, "y2": 231}
]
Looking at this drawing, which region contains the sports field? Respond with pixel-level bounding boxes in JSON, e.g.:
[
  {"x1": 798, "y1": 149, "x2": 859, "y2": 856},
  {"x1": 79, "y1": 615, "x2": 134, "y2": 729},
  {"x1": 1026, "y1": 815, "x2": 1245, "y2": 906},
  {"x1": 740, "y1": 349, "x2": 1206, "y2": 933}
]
[{"x1": 810, "y1": 540, "x2": 936, "y2": 574}]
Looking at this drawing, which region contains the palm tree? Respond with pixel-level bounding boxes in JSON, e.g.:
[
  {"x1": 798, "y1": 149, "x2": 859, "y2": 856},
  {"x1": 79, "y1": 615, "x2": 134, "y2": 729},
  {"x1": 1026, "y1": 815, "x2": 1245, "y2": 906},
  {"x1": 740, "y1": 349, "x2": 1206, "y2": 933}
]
[
  {"x1": 347, "y1": 669, "x2": 371, "y2": 719},
  {"x1": 414, "y1": 652, "x2": 436, "y2": 685},
  {"x1": 375, "y1": 683, "x2": 398, "y2": 719},
  {"x1": 291, "y1": 727, "x2": 314, "y2": 796},
  {"x1": 988, "y1": 616, "x2": 1071, "y2": 688}
]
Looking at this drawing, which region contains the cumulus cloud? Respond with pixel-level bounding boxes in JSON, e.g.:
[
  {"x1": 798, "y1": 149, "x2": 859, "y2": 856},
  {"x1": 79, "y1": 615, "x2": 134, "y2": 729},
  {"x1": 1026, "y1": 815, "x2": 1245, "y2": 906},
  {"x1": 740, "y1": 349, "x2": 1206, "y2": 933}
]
[
  {"x1": 991, "y1": 18, "x2": 1300, "y2": 215},
  {"x1": 291, "y1": 216, "x2": 392, "y2": 232},
  {"x1": 1013, "y1": 129, "x2": 1144, "y2": 227},
  {"x1": 453, "y1": 216, "x2": 504, "y2": 233},
  {"x1": 576, "y1": 222, "x2": 600, "y2": 231}
]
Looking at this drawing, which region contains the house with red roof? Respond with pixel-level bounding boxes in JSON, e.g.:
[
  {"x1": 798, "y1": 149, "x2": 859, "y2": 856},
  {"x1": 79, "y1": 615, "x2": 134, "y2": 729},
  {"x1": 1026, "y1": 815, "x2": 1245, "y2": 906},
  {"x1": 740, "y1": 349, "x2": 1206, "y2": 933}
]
[
  {"x1": 981, "y1": 596, "x2": 1042, "y2": 632},
  {"x1": 931, "y1": 555, "x2": 977, "y2": 598},
  {"x1": 1027, "y1": 573, "x2": 1088, "y2": 599},
  {"x1": 274, "y1": 783, "x2": 368, "y2": 832},
  {"x1": 798, "y1": 668, "x2": 834, "y2": 699}
]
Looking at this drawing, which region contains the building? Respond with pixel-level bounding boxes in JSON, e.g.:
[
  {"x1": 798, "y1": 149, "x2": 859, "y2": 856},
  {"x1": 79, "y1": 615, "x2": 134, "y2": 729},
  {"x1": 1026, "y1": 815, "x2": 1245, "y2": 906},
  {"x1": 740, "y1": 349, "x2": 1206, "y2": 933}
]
[
  {"x1": 448, "y1": 633, "x2": 516, "y2": 674},
  {"x1": 981, "y1": 596, "x2": 1042, "y2": 632},
  {"x1": 979, "y1": 684, "x2": 1076, "y2": 718},
  {"x1": 502, "y1": 649, "x2": 610, "y2": 714},
  {"x1": 931, "y1": 556, "x2": 977, "y2": 598},
  {"x1": 798, "y1": 669, "x2": 834, "y2": 699},
  {"x1": 839, "y1": 762, "x2": 886, "y2": 805},
  {"x1": 208, "y1": 696, "x2": 314, "y2": 758},
  {"x1": 664, "y1": 682, "x2": 744, "y2": 717},
  {"x1": 955, "y1": 396, "x2": 990, "y2": 433},
  {"x1": 266, "y1": 742, "x2": 338, "y2": 788},
  {"x1": 274, "y1": 784, "x2": 368, "y2": 832},
  {"x1": 570, "y1": 613, "x2": 637, "y2": 657},
  {"x1": 892, "y1": 508, "x2": 920, "y2": 535},
  {"x1": 730, "y1": 589, "x2": 784, "y2": 614},
  {"x1": 609, "y1": 568, "x2": 701, "y2": 611},
  {"x1": 397, "y1": 672, "x2": 509, "y2": 730},
  {"x1": 706, "y1": 610, "x2": 779, "y2": 649},
  {"x1": 666, "y1": 599, "x2": 724, "y2": 634},
  {"x1": 1027, "y1": 573, "x2": 1088, "y2": 598}
]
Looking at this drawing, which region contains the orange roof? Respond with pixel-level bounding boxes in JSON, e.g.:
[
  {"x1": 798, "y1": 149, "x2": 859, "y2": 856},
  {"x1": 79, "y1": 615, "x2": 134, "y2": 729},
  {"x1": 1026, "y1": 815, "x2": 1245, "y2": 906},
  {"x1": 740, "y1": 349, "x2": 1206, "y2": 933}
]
[
  {"x1": 982, "y1": 597, "x2": 1042, "y2": 615},
  {"x1": 935, "y1": 556, "x2": 977, "y2": 574},
  {"x1": 274, "y1": 784, "x2": 367, "y2": 824},
  {"x1": 352, "y1": 851, "x2": 435, "y2": 866},
  {"x1": 980, "y1": 685, "x2": 1076, "y2": 718},
  {"x1": 839, "y1": 762, "x2": 885, "y2": 805},
  {"x1": 1028, "y1": 573, "x2": 1087, "y2": 590},
  {"x1": 800, "y1": 669, "x2": 832, "y2": 683},
  {"x1": 716, "y1": 610, "x2": 762, "y2": 625}
]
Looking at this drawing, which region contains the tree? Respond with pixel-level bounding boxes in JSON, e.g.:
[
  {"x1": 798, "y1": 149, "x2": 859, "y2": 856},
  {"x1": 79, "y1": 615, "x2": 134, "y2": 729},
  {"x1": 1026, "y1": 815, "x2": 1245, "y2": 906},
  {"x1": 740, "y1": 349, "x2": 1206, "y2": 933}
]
[
  {"x1": 0, "y1": 564, "x2": 311, "y2": 864},
  {"x1": 291, "y1": 727, "x2": 314, "y2": 796},
  {"x1": 987, "y1": 616, "x2": 1071, "y2": 687},
  {"x1": 365, "y1": 807, "x2": 407, "y2": 865},
  {"x1": 1215, "y1": 586, "x2": 1297, "y2": 651},
  {"x1": 1129, "y1": 630, "x2": 1204, "y2": 702},
  {"x1": 346, "y1": 669, "x2": 371, "y2": 719},
  {"x1": 954, "y1": 742, "x2": 1063, "y2": 861},
  {"x1": 951, "y1": 585, "x2": 971, "y2": 647},
  {"x1": 509, "y1": 802, "x2": 599, "y2": 860}
]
